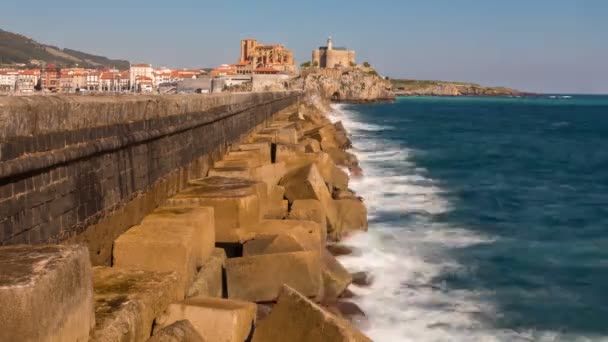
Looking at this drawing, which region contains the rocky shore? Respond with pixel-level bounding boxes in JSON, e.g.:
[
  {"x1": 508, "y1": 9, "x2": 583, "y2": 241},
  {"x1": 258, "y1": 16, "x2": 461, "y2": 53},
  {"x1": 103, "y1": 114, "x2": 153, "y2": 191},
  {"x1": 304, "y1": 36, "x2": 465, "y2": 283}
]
[
  {"x1": 392, "y1": 79, "x2": 526, "y2": 97},
  {"x1": 1, "y1": 91, "x2": 373, "y2": 341}
]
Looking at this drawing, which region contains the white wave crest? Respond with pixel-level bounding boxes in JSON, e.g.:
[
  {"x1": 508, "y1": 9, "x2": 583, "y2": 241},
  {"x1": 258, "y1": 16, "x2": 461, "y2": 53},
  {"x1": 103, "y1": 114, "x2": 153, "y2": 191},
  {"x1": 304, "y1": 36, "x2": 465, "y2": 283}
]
[{"x1": 329, "y1": 104, "x2": 604, "y2": 342}]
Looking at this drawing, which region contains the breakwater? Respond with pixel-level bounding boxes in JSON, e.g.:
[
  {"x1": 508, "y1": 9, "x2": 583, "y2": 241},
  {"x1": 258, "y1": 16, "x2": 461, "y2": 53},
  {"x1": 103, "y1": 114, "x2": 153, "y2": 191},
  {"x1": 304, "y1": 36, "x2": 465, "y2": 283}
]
[{"x1": 0, "y1": 92, "x2": 372, "y2": 341}]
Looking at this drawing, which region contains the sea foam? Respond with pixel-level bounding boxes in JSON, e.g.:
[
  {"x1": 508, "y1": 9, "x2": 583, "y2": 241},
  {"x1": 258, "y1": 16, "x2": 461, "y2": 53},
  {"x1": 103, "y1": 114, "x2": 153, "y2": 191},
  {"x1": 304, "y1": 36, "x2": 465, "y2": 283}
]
[{"x1": 329, "y1": 103, "x2": 598, "y2": 342}]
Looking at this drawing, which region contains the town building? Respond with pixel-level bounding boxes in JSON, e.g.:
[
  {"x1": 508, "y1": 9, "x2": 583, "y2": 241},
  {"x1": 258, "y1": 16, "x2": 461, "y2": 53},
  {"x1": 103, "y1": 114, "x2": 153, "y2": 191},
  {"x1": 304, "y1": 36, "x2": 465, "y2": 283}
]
[
  {"x1": 16, "y1": 69, "x2": 40, "y2": 93},
  {"x1": 211, "y1": 64, "x2": 237, "y2": 77},
  {"x1": 0, "y1": 70, "x2": 19, "y2": 92},
  {"x1": 41, "y1": 65, "x2": 60, "y2": 92},
  {"x1": 129, "y1": 63, "x2": 153, "y2": 91},
  {"x1": 239, "y1": 39, "x2": 295, "y2": 74},
  {"x1": 312, "y1": 37, "x2": 355, "y2": 69}
]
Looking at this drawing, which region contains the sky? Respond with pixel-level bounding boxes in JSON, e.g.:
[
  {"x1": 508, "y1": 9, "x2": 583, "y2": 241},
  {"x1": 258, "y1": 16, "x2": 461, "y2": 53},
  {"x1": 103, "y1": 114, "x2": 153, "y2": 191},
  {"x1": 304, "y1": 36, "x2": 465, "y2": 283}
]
[{"x1": 2, "y1": 0, "x2": 607, "y2": 93}]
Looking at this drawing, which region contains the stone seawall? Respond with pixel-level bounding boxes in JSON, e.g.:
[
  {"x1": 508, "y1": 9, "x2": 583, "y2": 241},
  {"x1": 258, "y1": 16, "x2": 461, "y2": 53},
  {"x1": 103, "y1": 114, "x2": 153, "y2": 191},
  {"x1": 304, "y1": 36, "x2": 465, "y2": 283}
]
[{"x1": 0, "y1": 92, "x2": 300, "y2": 264}]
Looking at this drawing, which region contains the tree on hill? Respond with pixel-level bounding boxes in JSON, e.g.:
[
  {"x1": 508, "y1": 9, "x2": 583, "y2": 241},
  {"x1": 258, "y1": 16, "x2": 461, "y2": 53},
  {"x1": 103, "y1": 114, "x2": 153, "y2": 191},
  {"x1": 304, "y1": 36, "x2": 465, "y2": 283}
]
[
  {"x1": 300, "y1": 61, "x2": 312, "y2": 68},
  {"x1": 363, "y1": 61, "x2": 371, "y2": 68}
]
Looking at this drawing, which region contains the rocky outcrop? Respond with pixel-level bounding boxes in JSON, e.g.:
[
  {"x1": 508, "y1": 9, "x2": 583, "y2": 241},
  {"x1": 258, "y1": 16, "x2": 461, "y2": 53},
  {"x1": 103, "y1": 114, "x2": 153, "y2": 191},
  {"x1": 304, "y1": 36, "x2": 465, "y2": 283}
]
[
  {"x1": 301, "y1": 69, "x2": 395, "y2": 102},
  {"x1": 392, "y1": 79, "x2": 526, "y2": 96}
]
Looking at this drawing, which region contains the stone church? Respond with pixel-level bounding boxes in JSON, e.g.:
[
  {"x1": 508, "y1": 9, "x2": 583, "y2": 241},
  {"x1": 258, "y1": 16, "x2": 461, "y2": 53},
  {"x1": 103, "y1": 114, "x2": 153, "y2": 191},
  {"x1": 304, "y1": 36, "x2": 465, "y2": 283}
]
[{"x1": 312, "y1": 37, "x2": 355, "y2": 68}]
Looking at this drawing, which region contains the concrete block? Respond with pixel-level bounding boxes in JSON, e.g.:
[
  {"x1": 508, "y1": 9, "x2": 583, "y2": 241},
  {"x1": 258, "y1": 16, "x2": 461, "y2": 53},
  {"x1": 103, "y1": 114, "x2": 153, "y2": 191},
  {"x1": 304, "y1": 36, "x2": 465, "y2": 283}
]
[
  {"x1": 113, "y1": 221, "x2": 199, "y2": 297},
  {"x1": 280, "y1": 164, "x2": 338, "y2": 233},
  {"x1": 251, "y1": 162, "x2": 287, "y2": 188},
  {"x1": 209, "y1": 167, "x2": 252, "y2": 180},
  {"x1": 0, "y1": 244, "x2": 94, "y2": 342},
  {"x1": 240, "y1": 219, "x2": 325, "y2": 249},
  {"x1": 147, "y1": 320, "x2": 204, "y2": 342},
  {"x1": 333, "y1": 199, "x2": 368, "y2": 240},
  {"x1": 187, "y1": 248, "x2": 227, "y2": 298},
  {"x1": 169, "y1": 177, "x2": 262, "y2": 243},
  {"x1": 236, "y1": 142, "x2": 272, "y2": 165},
  {"x1": 92, "y1": 267, "x2": 182, "y2": 342},
  {"x1": 321, "y1": 250, "x2": 352, "y2": 301},
  {"x1": 289, "y1": 199, "x2": 328, "y2": 241},
  {"x1": 252, "y1": 285, "x2": 371, "y2": 342},
  {"x1": 141, "y1": 206, "x2": 215, "y2": 266},
  {"x1": 155, "y1": 297, "x2": 256, "y2": 342},
  {"x1": 225, "y1": 251, "x2": 322, "y2": 302}
]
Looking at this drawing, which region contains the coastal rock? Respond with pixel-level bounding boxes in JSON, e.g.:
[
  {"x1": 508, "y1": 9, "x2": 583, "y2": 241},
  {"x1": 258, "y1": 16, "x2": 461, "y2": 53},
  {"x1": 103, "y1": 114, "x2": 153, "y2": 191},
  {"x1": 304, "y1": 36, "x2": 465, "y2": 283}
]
[
  {"x1": 303, "y1": 68, "x2": 395, "y2": 103},
  {"x1": 147, "y1": 320, "x2": 205, "y2": 342},
  {"x1": 351, "y1": 272, "x2": 374, "y2": 287},
  {"x1": 251, "y1": 285, "x2": 372, "y2": 342}
]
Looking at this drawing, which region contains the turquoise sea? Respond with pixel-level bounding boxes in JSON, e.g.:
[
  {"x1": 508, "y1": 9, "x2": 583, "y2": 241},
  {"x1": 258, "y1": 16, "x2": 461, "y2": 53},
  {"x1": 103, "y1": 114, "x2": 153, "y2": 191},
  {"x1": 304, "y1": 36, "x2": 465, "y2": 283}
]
[{"x1": 332, "y1": 95, "x2": 608, "y2": 341}]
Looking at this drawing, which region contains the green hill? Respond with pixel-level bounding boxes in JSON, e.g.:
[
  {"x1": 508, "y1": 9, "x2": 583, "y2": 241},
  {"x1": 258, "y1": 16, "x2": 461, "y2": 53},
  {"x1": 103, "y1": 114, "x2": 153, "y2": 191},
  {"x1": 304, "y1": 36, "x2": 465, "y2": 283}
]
[{"x1": 0, "y1": 28, "x2": 129, "y2": 69}]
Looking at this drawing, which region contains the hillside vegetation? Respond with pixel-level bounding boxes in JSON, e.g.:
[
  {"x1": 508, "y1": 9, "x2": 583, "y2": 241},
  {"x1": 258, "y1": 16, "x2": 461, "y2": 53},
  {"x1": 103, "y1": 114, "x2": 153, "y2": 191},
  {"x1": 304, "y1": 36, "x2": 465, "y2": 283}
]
[{"x1": 0, "y1": 28, "x2": 129, "y2": 69}]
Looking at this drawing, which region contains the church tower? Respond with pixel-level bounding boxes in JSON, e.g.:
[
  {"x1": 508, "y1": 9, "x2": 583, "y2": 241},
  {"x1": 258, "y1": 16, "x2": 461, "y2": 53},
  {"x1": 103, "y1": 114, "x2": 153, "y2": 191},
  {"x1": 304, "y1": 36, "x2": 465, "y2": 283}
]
[{"x1": 327, "y1": 36, "x2": 333, "y2": 50}]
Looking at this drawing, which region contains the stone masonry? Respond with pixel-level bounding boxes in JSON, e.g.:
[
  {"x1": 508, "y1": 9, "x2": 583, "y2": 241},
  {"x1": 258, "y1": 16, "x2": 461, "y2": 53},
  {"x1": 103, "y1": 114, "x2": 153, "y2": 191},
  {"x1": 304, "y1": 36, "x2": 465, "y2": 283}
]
[{"x1": 0, "y1": 92, "x2": 300, "y2": 264}]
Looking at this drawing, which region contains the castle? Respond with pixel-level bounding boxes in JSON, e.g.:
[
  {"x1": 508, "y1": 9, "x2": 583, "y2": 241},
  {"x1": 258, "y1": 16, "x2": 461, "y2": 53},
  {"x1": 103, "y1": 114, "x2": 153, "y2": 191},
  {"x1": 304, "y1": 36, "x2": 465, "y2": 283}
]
[
  {"x1": 239, "y1": 39, "x2": 296, "y2": 73},
  {"x1": 312, "y1": 37, "x2": 355, "y2": 69}
]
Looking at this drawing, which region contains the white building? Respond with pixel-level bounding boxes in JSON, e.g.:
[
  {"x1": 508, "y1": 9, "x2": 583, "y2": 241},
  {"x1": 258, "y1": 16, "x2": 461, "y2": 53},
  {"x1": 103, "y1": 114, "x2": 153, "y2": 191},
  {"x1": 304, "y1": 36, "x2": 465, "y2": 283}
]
[
  {"x1": 0, "y1": 70, "x2": 19, "y2": 91},
  {"x1": 129, "y1": 63, "x2": 153, "y2": 91}
]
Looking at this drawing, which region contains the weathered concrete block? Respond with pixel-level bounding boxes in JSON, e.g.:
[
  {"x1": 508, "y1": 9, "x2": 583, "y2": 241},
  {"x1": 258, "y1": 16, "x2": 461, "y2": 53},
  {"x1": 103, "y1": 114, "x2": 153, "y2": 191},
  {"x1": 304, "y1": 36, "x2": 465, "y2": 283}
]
[
  {"x1": 155, "y1": 297, "x2": 256, "y2": 342},
  {"x1": 236, "y1": 142, "x2": 271, "y2": 165},
  {"x1": 333, "y1": 199, "x2": 368, "y2": 240},
  {"x1": 263, "y1": 185, "x2": 287, "y2": 219},
  {"x1": 280, "y1": 164, "x2": 338, "y2": 232},
  {"x1": 252, "y1": 285, "x2": 371, "y2": 342},
  {"x1": 223, "y1": 150, "x2": 265, "y2": 168},
  {"x1": 0, "y1": 244, "x2": 94, "y2": 342},
  {"x1": 240, "y1": 219, "x2": 325, "y2": 249},
  {"x1": 225, "y1": 251, "x2": 322, "y2": 302},
  {"x1": 113, "y1": 221, "x2": 199, "y2": 297},
  {"x1": 321, "y1": 250, "x2": 352, "y2": 301},
  {"x1": 147, "y1": 320, "x2": 204, "y2": 342},
  {"x1": 251, "y1": 162, "x2": 287, "y2": 188},
  {"x1": 92, "y1": 267, "x2": 182, "y2": 342},
  {"x1": 243, "y1": 230, "x2": 318, "y2": 256},
  {"x1": 275, "y1": 143, "x2": 306, "y2": 166},
  {"x1": 302, "y1": 138, "x2": 321, "y2": 153},
  {"x1": 289, "y1": 199, "x2": 328, "y2": 241},
  {"x1": 208, "y1": 167, "x2": 252, "y2": 180},
  {"x1": 187, "y1": 248, "x2": 227, "y2": 298},
  {"x1": 141, "y1": 206, "x2": 215, "y2": 266},
  {"x1": 168, "y1": 177, "x2": 261, "y2": 243}
]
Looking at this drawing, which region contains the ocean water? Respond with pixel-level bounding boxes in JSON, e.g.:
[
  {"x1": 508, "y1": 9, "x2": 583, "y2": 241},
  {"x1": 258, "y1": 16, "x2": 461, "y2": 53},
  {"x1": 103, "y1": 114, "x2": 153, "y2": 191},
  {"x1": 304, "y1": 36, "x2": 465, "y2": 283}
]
[{"x1": 330, "y1": 95, "x2": 608, "y2": 342}]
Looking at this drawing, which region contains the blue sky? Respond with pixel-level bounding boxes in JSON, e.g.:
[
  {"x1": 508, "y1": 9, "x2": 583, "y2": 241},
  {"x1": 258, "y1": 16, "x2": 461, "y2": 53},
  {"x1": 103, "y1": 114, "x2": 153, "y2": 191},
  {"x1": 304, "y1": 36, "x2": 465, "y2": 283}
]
[{"x1": 2, "y1": 0, "x2": 607, "y2": 93}]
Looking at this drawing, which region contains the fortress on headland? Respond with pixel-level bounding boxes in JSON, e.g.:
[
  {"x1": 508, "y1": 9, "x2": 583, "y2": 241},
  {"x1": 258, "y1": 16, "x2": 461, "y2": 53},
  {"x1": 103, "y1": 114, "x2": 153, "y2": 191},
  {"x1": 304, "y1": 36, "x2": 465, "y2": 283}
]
[{"x1": 312, "y1": 37, "x2": 355, "y2": 69}]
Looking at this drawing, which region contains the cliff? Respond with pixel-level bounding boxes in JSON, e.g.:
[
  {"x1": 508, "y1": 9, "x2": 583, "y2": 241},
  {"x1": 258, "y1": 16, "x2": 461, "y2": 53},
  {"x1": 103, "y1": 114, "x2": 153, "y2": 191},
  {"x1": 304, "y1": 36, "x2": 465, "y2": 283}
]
[
  {"x1": 391, "y1": 79, "x2": 526, "y2": 97},
  {"x1": 299, "y1": 68, "x2": 395, "y2": 102}
]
